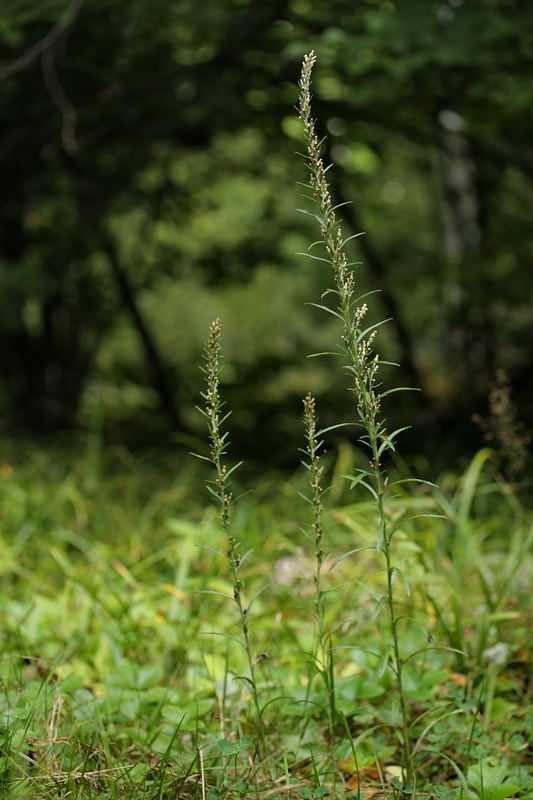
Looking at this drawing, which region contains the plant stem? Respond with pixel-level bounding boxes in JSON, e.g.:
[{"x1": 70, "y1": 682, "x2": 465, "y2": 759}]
[
  {"x1": 298, "y1": 51, "x2": 413, "y2": 786},
  {"x1": 201, "y1": 319, "x2": 267, "y2": 760},
  {"x1": 374, "y1": 460, "x2": 412, "y2": 777},
  {"x1": 303, "y1": 393, "x2": 337, "y2": 784}
]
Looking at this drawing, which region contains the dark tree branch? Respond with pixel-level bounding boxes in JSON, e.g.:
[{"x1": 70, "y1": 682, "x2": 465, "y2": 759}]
[
  {"x1": 0, "y1": 0, "x2": 86, "y2": 81},
  {"x1": 103, "y1": 235, "x2": 183, "y2": 432},
  {"x1": 41, "y1": 46, "x2": 78, "y2": 155}
]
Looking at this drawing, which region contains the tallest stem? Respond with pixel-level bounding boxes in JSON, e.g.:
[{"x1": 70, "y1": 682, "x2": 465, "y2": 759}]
[{"x1": 298, "y1": 51, "x2": 413, "y2": 785}]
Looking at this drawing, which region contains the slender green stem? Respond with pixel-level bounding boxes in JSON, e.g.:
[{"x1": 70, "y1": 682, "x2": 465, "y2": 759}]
[
  {"x1": 303, "y1": 393, "x2": 336, "y2": 784},
  {"x1": 298, "y1": 51, "x2": 414, "y2": 786},
  {"x1": 373, "y1": 458, "x2": 412, "y2": 777},
  {"x1": 201, "y1": 319, "x2": 267, "y2": 759}
]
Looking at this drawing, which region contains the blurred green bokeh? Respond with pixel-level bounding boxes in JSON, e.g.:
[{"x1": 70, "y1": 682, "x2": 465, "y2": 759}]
[{"x1": 1, "y1": 0, "x2": 532, "y2": 470}]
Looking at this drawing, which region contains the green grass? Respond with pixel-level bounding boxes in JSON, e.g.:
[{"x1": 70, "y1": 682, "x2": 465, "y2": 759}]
[{"x1": 0, "y1": 441, "x2": 531, "y2": 798}]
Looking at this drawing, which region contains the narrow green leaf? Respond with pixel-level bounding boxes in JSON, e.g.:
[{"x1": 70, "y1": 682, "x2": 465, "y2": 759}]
[
  {"x1": 370, "y1": 595, "x2": 387, "y2": 622},
  {"x1": 358, "y1": 479, "x2": 378, "y2": 499},
  {"x1": 341, "y1": 468, "x2": 373, "y2": 478},
  {"x1": 296, "y1": 208, "x2": 324, "y2": 224},
  {"x1": 317, "y1": 422, "x2": 357, "y2": 435},
  {"x1": 377, "y1": 441, "x2": 395, "y2": 458},
  {"x1": 350, "y1": 290, "x2": 381, "y2": 307},
  {"x1": 190, "y1": 452, "x2": 211, "y2": 462},
  {"x1": 377, "y1": 647, "x2": 392, "y2": 678},
  {"x1": 248, "y1": 582, "x2": 272, "y2": 611},
  {"x1": 225, "y1": 461, "x2": 243, "y2": 479},
  {"x1": 380, "y1": 386, "x2": 420, "y2": 397},
  {"x1": 376, "y1": 428, "x2": 410, "y2": 457},
  {"x1": 296, "y1": 252, "x2": 330, "y2": 263},
  {"x1": 402, "y1": 645, "x2": 467, "y2": 664},
  {"x1": 329, "y1": 546, "x2": 375, "y2": 570},
  {"x1": 340, "y1": 470, "x2": 373, "y2": 490},
  {"x1": 233, "y1": 674, "x2": 254, "y2": 688},
  {"x1": 306, "y1": 302, "x2": 343, "y2": 320},
  {"x1": 356, "y1": 318, "x2": 392, "y2": 343},
  {"x1": 307, "y1": 351, "x2": 343, "y2": 358},
  {"x1": 382, "y1": 426, "x2": 411, "y2": 444},
  {"x1": 196, "y1": 545, "x2": 225, "y2": 557},
  {"x1": 388, "y1": 478, "x2": 439, "y2": 489},
  {"x1": 331, "y1": 200, "x2": 353, "y2": 212},
  {"x1": 390, "y1": 567, "x2": 397, "y2": 589},
  {"x1": 376, "y1": 520, "x2": 386, "y2": 553},
  {"x1": 397, "y1": 569, "x2": 411, "y2": 596},
  {"x1": 201, "y1": 632, "x2": 247, "y2": 651},
  {"x1": 340, "y1": 232, "x2": 365, "y2": 247},
  {"x1": 389, "y1": 513, "x2": 447, "y2": 537}
]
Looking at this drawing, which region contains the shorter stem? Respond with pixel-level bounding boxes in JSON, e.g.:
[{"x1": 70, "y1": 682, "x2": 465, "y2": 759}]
[
  {"x1": 202, "y1": 319, "x2": 267, "y2": 759},
  {"x1": 384, "y1": 543, "x2": 412, "y2": 779},
  {"x1": 303, "y1": 394, "x2": 336, "y2": 784}
]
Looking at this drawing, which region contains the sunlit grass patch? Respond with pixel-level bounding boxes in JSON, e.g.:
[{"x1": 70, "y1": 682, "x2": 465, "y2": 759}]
[{"x1": 1, "y1": 438, "x2": 530, "y2": 798}]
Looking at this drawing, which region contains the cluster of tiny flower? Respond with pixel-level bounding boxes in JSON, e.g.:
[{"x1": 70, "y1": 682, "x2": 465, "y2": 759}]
[{"x1": 299, "y1": 52, "x2": 384, "y2": 463}]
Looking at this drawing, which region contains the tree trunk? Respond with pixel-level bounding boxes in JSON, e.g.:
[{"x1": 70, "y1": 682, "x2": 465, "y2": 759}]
[{"x1": 104, "y1": 236, "x2": 182, "y2": 431}]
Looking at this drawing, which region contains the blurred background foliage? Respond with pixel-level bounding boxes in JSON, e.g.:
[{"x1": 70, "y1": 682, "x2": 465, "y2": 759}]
[{"x1": 0, "y1": 0, "x2": 532, "y2": 474}]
